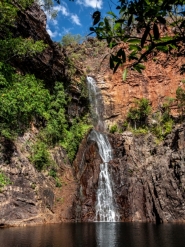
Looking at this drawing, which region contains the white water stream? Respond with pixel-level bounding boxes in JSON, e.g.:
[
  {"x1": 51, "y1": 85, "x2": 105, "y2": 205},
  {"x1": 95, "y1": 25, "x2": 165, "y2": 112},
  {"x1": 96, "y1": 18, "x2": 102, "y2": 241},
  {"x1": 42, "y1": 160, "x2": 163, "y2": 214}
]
[{"x1": 87, "y1": 76, "x2": 119, "y2": 222}]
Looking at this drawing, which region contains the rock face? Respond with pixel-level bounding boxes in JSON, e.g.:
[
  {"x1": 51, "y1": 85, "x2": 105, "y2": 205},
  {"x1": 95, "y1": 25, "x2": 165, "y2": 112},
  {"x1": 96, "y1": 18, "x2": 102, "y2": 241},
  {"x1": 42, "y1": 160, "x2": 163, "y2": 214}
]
[
  {"x1": 12, "y1": 3, "x2": 67, "y2": 87},
  {"x1": 78, "y1": 41, "x2": 184, "y2": 128},
  {"x1": 73, "y1": 125, "x2": 185, "y2": 223},
  {"x1": 101, "y1": 55, "x2": 184, "y2": 127},
  {"x1": 0, "y1": 133, "x2": 77, "y2": 227}
]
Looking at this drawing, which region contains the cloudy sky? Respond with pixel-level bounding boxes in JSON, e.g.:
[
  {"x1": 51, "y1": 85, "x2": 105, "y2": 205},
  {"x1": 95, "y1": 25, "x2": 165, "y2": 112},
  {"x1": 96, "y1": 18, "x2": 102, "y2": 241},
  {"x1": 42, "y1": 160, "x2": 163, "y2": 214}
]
[{"x1": 43, "y1": 0, "x2": 117, "y2": 41}]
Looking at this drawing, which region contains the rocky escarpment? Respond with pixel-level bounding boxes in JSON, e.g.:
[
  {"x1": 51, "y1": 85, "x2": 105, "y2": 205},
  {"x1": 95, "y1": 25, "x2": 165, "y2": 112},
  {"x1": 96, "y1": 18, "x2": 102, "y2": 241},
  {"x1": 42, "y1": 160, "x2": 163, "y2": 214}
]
[
  {"x1": 0, "y1": 132, "x2": 76, "y2": 227},
  {"x1": 11, "y1": 3, "x2": 67, "y2": 87},
  {"x1": 71, "y1": 39, "x2": 184, "y2": 128},
  {"x1": 73, "y1": 124, "x2": 185, "y2": 223}
]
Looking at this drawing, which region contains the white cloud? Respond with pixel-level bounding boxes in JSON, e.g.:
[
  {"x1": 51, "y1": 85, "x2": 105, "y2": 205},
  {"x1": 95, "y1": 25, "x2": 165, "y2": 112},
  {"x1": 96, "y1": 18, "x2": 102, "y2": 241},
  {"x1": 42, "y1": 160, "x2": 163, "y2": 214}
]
[
  {"x1": 46, "y1": 28, "x2": 58, "y2": 38},
  {"x1": 53, "y1": 5, "x2": 69, "y2": 16},
  {"x1": 76, "y1": 0, "x2": 103, "y2": 9},
  {"x1": 38, "y1": 1, "x2": 82, "y2": 39},
  {"x1": 71, "y1": 14, "x2": 81, "y2": 26}
]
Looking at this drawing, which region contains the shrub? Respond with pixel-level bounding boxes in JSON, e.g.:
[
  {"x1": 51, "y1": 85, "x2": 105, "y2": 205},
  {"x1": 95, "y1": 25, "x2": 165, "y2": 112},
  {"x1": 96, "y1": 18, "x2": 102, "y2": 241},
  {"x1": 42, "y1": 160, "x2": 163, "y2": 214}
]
[
  {"x1": 109, "y1": 124, "x2": 118, "y2": 134},
  {"x1": 30, "y1": 141, "x2": 51, "y2": 171},
  {"x1": 127, "y1": 98, "x2": 151, "y2": 129},
  {"x1": 61, "y1": 118, "x2": 92, "y2": 162},
  {"x1": 0, "y1": 69, "x2": 50, "y2": 138},
  {"x1": 0, "y1": 172, "x2": 10, "y2": 189}
]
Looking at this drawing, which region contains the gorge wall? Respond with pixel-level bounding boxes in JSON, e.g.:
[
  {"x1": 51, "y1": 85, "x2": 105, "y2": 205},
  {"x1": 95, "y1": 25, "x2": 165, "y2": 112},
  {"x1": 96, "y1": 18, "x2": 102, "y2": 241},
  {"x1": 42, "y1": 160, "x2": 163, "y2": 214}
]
[
  {"x1": 0, "y1": 2, "x2": 185, "y2": 227},
  {"x1": 75, "y1": 39, "x2": 184, "y2": 128},
  {"x1": 74, "y1": 124, "x2": 185, "y2": 223}
]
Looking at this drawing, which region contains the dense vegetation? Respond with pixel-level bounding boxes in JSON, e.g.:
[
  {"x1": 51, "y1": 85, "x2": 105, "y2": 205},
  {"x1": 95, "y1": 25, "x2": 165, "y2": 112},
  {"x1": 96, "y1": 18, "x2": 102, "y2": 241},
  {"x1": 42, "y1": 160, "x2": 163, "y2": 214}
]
[{"x1": 0, "y1": 0, "x2": 91, "y2": 176}]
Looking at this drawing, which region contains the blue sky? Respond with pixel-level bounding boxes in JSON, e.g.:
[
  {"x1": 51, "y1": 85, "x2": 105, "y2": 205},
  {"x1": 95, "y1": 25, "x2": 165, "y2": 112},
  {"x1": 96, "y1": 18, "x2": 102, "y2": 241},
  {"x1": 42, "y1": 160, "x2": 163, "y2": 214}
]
[{"x1": 40, "y1": 0, "x2": 118, "y2": 41}]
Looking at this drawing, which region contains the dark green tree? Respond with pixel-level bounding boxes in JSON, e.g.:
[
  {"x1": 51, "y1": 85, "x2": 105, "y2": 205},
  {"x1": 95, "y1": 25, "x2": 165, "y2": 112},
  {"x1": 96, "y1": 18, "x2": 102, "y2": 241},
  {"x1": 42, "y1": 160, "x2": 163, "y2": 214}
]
[{"x1": 127, "y1": 98, "x2": 151, "y2": 129}]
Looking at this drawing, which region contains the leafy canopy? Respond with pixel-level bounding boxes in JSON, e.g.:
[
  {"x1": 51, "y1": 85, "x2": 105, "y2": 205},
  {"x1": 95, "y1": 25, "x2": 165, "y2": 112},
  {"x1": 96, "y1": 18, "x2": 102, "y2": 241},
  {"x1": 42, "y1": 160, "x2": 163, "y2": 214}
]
[{"x1": 90, "y1": 0, "x2": 185, "y2": 74}]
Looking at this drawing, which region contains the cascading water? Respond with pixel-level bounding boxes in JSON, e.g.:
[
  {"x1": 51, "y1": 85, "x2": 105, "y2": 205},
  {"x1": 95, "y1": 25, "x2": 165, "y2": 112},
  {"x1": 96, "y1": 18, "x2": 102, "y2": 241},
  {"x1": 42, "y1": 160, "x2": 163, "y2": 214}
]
[
  {"x1": 86, "y1": 76, "x2": 119, "y2": 222},
  {"x1": 86, "y1": 76, "x2": 104, "y2": 132}
]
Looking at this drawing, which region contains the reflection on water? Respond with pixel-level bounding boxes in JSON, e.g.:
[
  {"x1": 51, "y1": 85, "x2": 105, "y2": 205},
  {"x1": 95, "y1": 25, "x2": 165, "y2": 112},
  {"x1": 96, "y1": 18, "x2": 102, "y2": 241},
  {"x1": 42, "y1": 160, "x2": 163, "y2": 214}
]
[
  {"x1": 96, "y1": 223, "x2": 117, "y2": 247},
  {"x1": 0, "y1": 222, "x2": 185, "y2": 247}
]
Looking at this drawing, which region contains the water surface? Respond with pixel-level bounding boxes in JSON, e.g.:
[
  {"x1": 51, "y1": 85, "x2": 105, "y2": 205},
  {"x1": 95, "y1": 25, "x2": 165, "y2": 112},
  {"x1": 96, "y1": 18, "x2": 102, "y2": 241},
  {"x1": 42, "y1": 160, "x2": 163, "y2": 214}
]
[{"x1": 0, "y1": 222, "x2": 185, "y2": 247}]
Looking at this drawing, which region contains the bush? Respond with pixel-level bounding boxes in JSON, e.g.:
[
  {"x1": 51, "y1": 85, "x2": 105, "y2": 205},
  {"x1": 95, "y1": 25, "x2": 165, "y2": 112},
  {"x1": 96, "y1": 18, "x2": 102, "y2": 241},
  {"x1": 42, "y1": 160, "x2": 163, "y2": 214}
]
[
  {"x1": 36, "y1": 82, "x2": 91, "y2": 163},
  {"x1": 109, "y1": 124, "x2": 118, "y2": 134},
  {"x1": 127, "y1": 98, "x2": 151, "y2": 129},
  {"x1": 61, "y1": 118, "x2": 92, "y2": 162},
  {"x1": 30, "y1": 141, "x2": 51, "y2": 171},
  {"x1": 124, "y1": 97, "x2": 174, "y2": 140},
  {"x1": 0, "y1": 68, "x2": 50, "y2": 138},
  {"x1": 0, "y1": 172, "x2": 10, "y2": 189}
]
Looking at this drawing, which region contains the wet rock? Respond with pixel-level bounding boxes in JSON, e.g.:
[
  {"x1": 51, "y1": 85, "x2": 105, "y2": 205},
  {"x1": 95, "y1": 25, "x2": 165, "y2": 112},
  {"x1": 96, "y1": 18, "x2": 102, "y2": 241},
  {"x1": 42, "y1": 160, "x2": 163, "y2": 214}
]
[{"x1": 74, "y1": 125, "x2": 185, "y2": 223}]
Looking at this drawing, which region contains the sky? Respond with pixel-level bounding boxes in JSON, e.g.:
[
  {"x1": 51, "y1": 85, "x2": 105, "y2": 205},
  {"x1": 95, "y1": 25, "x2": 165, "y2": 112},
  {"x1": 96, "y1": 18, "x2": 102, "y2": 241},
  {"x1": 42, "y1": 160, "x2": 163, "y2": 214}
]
[{"x1": 41, "y1": 0, "x2": 118, "y2": 42}]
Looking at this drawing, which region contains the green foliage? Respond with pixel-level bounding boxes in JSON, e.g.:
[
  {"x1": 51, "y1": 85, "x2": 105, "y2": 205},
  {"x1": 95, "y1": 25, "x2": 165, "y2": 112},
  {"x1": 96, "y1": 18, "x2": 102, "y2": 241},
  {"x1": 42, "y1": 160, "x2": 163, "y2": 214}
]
[
  {"x1": 49, "y1": 167, "x2": 62, "y2": 187},
  {"x1": 0, "y1": 1, "x2": 47, "y2": 63},
  {"x1": 60, "y1": 33, "x2": 83, "y2": 47},
  {"x1": 176, "y1": 86, "x2": 185, "y2": 120},
  {"x1": 132, "y1": 127, "x2": 149, "y2": 135},
  {"x1": 61, "y1": 118, "x2": 92, "y2": 162},
  {"x1": 125, "y1": 97, "x2": 174, "y2": 139},
  {"x1": 0, "y1": 0, "x2": 91, "y2": 170},
  {"x1": 0, "y1": 68, "x2": 50, "y2": 138},
  {"x1": 0, "y1": 0, "x2": 34, "y2": 32},
  {"x1": 127, "y1": 98, "x2": 151, "y2": 129},
  {"x1": 36, "y1": 81, "x2": 91, "y2": 163},
  {"x1": 90, "y1": 0, "x2": 185, "y2": 73},
  {"x1": 0, "y1": 38, "x2": 47, "y2": 62},
  {"x1": 151, "y1": 117, "x2": 174, "y2": 140},
  {"x1": 109, "y1": 124, "x2": 118, "y2": 134},
  {"x1": 30, "y1": 141, "x2": 51, "y2": 171},
  {"x1": 40, "y1": 82, "x2": 67, "y2": 145},
  {"x1": 0, "y1": 172, "x2": 11, "y2": 189}
]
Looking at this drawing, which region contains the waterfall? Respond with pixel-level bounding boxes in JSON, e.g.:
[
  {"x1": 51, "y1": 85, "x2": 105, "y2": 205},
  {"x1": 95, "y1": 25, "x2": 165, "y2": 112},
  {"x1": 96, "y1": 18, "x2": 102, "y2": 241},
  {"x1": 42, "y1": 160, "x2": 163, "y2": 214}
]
[
  {"x1": 87, "y1": 76, "x2": 118, "y2": 222},
  {"x1": 86, "y1": 76, "x2": 104, "y2": 132}
]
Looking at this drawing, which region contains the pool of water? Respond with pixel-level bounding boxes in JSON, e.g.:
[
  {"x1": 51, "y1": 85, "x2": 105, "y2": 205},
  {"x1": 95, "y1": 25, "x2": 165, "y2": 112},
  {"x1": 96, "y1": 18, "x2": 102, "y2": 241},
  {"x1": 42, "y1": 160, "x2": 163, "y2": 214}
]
[{"x1": 0, "y1": 222, "x2": 185, "y2": 247}]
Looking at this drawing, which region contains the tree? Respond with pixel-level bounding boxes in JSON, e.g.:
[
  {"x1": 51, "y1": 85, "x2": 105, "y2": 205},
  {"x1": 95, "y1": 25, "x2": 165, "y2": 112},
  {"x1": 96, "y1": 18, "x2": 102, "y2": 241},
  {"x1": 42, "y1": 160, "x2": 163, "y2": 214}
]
[
  {"x1": 127, "y1": 98, "x2": 151, "y2": 129},
  {"x1": 60, "y1": 33, "x2": 83, "y2": 47},
  {"x1": 90, "y1": 0, "x2": 185, "y2": 74}
]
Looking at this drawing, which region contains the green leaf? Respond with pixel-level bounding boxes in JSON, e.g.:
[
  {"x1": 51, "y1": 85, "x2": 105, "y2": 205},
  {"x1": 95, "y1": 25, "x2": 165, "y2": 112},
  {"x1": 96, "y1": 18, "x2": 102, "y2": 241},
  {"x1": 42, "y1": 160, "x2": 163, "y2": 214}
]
[
  {"x1": 107, "y1": 11, "x2": 117, "y2": 18},
  {"x1": 137, "y1": 63, "x2": 145, "y2": 69},
  {"x1": 109, "y1": 42, "x2": 118, "y2": 48},
  {"x1": 156, "y1": 45, "x2": 169, "y2": 52},
  {"x1": 122, "y1": 69, "x2": 127, "y2": 81},
  {"x1": 133, "y1": 63, "x2": 145, "y2": 73},
  {"x1": 129, "y1": 45, "x2": 141, "y2": 51},
  {"x1": 128, "y1": 38, "x2": 140, "y2": 44},
  {"x1": 98, "y1": 22, "x2": 104, "y2": 27}
]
